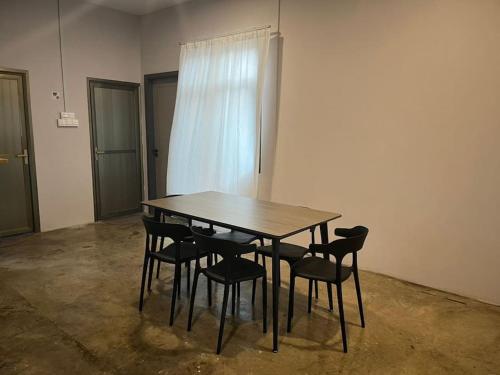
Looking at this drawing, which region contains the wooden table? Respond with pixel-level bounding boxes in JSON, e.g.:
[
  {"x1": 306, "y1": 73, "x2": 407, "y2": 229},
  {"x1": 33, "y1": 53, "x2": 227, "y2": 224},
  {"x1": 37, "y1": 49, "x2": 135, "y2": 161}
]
[{"x1": 142, "y1": 191, "x2": 341, "y2": 352}]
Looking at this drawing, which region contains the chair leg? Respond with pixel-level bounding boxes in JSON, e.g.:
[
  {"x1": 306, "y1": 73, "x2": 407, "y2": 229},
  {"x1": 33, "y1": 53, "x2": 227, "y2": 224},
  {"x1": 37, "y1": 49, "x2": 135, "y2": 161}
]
[
  {"x1": 231, "y1": 283, "x2": 236, "y2": 315},
  {"x1": 252, "y1": 252, "x2": 258, "y2": 305},
  {"x1": 156, "y1": 237, "x2": 164, "y2": 279},
  {"x1": 307, "y1": 279, "x2": 313, "y2": 314},
  {"x1": 187, "y1": 268, "x2": 200, "y2": 331},
  {"x1": 147, "y1": 257, "x2": 155, "y2": 292},
  {"x1": 327, "y1": 282, "x2": 334, "y2": 312},
  {"x1": 207, "y1": 255, "x2": 212, "y2": 307},
  {"x1": 186, "y1": 261, "x2": 191, "y2": 295},
  {"x1": 177, "y1": 265, "x2": 181, "y2": 300},
  {"x1": 156, "y1": 261, "x2": 161, "y2": 279},
  {"x1": 353, "y1": 268, "x2": 365, "y2": 328},
  {"x1": 287, "y1": 274, "x2": 295, "y2": 332},
  {"x1": 262, "y1": 274, "x2": 267, "y2": 333},
  {"x1": 217, "y1": 284, "x2": 230, "y2": 354},
  {"x1": 236, "y1": 254, "x2": 241, "y2": 300},
  {"x1": 311, "y1": 250, "x2": 318, "y2": 299},
  {"x1": 336, "y1": 283, "x2": 348, "y2": 353},
  {"x1": 262, "y1": 254, "x2": 266, "y2": 269},
  {"x1": 169, "y1": 262, "x2": 181, "y2": 326},
  {"x1": 139, "y1": 254, "x2": 149, "y2": 311}
]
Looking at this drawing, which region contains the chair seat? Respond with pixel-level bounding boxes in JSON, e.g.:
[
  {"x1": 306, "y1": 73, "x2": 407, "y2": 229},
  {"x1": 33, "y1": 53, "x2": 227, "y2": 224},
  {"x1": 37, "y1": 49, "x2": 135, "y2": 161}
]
[
  {"x1": 292, "y1": 256, "x2": 351, "y2": 283},
  {"x1": 205, "y1": 258, "x2": 265, "y2": 283},
  {"x1": 212, "y1": 230, "x2": 259, "y2": 244},
  {"x1": 151, "y1": 242, "x2": 208, "y2": 263},
  {"x1": 257, "y1": 243, "x2": 309, "y2": 262}
]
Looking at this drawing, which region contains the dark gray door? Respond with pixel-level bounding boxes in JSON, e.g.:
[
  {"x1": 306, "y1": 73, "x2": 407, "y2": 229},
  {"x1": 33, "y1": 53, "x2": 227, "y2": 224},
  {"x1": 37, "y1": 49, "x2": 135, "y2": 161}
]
[
  {"x1": 145, "y1": 73, "x2": 178, "y2": 199},
  {"x1": 89, "y1": 80, "x2": 142, "y2": 219},
  {"x1": 0, "y1": 73, "x2": 34, "y2": 236}
]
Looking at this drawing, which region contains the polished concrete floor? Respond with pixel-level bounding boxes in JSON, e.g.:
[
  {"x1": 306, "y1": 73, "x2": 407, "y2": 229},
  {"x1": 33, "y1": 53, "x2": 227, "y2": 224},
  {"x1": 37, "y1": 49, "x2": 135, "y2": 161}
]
[{"x1": 0, "y1": 214, "x2": 499, "y2": 375}]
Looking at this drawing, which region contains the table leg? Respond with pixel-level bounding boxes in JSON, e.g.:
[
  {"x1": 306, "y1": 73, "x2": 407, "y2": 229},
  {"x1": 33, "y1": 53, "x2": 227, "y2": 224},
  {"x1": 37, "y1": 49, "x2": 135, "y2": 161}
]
[
  {"x1": 319, "y1": 223, "x2": 329, "y2": 244},
  {"x1": 272, "y1": 238, "x2": 280, "y2": 352},
  {"x1": 153, "y1": 207, "x2": 161, "y2": 221}
]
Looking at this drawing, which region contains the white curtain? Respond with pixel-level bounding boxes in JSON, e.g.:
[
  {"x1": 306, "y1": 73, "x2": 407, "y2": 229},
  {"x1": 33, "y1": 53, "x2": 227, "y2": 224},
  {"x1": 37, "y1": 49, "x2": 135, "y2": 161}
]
[{"x1": 166, "y1": 28, "x2": 270, "y2": 197}]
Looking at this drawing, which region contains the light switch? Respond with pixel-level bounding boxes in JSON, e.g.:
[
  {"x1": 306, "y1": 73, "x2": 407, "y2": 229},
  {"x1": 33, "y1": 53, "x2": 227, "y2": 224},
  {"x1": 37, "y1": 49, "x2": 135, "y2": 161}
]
[{"x1": 57, "y1": 112, "x2": 79, "y2": 127}]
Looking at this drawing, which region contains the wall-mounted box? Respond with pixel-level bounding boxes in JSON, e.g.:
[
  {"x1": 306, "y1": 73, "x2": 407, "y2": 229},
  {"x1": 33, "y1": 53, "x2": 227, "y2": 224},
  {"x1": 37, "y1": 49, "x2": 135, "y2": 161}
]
[
  {"x1": 57, "y1": 112, "x2": 79, "y2": 127},
  {"x1": 57, "y1": 118, "x2": 79, "y2": 127}
]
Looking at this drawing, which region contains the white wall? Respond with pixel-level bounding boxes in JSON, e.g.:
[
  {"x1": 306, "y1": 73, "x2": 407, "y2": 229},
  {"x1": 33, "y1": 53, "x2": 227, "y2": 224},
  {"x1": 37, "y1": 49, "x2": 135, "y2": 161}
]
[
  {"x1": 0, "y1": 0, "x2": 141, "y2": 231},
  {"x1": 2, "y1": 0, "x2": 498, "y2": 304},
  {"x1": 140, "y1": 0, "x2": 500, "y2": 304},
  {"x1": 273, "y1": 0, "x2": 500, "y2": 305},
  {"x1": 141, "y1": 0, "x2": 279, "y2": 74}
]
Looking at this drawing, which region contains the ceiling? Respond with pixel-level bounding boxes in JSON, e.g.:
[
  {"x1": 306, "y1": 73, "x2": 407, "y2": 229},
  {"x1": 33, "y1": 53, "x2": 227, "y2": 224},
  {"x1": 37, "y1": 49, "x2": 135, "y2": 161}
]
[{"x1": 86, "y1": 0, "x2": 194, "y2": 15}]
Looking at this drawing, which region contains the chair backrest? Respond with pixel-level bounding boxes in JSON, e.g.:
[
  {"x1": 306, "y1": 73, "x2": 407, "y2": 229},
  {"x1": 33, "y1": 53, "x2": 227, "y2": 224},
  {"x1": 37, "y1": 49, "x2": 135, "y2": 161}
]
[
  {"x1": 191, "y1": 226, "x2": 256, "y2": 279},
  {"x1": 310, "y1": 226, "x2": 369, "y2": 264},
  {"x1": 142, "y1": 215, "x2": 191, "y2": 243},
  {"x1": 191, "y1": 226, "x2": 256, "y2": 259}
]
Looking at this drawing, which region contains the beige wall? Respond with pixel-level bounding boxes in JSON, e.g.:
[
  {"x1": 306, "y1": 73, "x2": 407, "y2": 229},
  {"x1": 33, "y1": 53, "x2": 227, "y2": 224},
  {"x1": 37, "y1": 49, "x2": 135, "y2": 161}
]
[
  {"x1": 0, "y1": 0, "x2": 141, "y2": 231},
  {"x1": 141, "y1": 0, "x2": 279, "y2": 74},
  {"x1": 273, "y1": 0, "x2": 500, "y2": 305},
  {"x1": 141, "y1": 0, "x2": 500, "y2": 304},
  {"x1": 2, "y1": 0, "x2": 498, "y2": 304}
]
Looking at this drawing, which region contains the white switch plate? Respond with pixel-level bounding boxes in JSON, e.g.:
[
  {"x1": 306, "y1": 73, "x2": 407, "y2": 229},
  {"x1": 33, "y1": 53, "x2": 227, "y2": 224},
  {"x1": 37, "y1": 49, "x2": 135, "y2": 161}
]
[{"x1": 57, "y1": 118, "x2": 79, "y2": 127}]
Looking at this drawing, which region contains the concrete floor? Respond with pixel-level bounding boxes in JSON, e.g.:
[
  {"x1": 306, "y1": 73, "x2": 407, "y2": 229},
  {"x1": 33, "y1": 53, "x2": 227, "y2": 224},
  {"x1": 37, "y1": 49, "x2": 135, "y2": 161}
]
[{"x1": 0, "y1": 215, "x2": 499, "y2": 375}]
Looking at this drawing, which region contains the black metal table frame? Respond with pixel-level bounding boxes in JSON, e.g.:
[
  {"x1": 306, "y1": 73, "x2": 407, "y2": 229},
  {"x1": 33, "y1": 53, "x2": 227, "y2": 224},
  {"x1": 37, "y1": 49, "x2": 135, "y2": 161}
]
[{"x1": 149, "y1": 206, "x2": 332, "y2": 353}]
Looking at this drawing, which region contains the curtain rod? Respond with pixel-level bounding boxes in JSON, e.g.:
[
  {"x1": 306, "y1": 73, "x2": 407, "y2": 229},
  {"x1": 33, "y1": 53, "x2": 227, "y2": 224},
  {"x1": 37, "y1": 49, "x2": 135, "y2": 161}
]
[{"x1": 178, "y1": 24, "x2": 272, "y2": 46}]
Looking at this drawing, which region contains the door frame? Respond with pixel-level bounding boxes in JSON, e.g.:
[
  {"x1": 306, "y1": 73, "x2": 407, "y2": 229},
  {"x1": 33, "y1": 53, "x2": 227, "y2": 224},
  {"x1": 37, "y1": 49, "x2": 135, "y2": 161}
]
[
  {"x1": 144, "y1": 71, "x2": 178, "y2": 200},
  {"x1": 0, "y1": 67, "x2": 40, "y2": 234},
  {"x1": 87, "y1": 77, "x2": 143, "y2": 221}
]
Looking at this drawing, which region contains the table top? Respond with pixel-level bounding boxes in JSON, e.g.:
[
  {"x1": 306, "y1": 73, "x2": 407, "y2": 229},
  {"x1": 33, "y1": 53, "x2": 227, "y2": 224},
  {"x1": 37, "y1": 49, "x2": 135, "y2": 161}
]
[{"x1": 142, "y1": 191, "x2": 341, "y2": 239}]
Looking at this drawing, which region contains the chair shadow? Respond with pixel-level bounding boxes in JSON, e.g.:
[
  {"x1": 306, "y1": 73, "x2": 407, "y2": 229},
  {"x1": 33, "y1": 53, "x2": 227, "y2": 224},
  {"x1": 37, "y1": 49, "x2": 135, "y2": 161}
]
[
  {"x1": 131, "y1": 266, "x2": 266, "y2": 357},
  {"x1": 132, "y1": 263, "x2": 364, "y2": 356}
]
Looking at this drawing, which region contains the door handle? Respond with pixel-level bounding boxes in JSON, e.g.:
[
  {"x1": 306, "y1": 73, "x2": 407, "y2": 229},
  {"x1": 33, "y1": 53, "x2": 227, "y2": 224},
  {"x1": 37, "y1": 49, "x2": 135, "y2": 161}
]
[
  {"x1": 95, "y1": 147, "x2": 104, "y2": 161},
  {"x1": 0, "y1": 154, "x2": 8, "y2": 165},
  {"x1": 16, "y1": 149, "x2": 29, "y2": 165}
]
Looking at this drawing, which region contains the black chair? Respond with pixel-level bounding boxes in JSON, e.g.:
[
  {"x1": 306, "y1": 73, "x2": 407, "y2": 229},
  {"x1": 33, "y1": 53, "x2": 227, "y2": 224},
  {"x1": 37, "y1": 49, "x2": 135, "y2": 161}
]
[
  {"x1": 145, "y1": 213, "x2": 213, "y2": 298},
  {"x1": 188, "y1": 227, "x2": 267, "y2": 354},
  {"x1": 254, "y1": 227, "x2": 326, "y2": 306},
  {"x1": 157, "y1": 194, "x2": 262, "y2": 300},
  {"x1": 153, "y1": 192, "x2": 214, "y2": 295},
  {"x1": 154, "y1": 194, "x2": 192, "y2": 292},
  {"x1": 287, "y1": 226, "x2": 369, "y2": 353},
  {"x1": 139, "y1": 216, "x2": 211, "y2": 326},
  {"x1": 212, "y1": 229, "x2": 264, "y2": 300}
]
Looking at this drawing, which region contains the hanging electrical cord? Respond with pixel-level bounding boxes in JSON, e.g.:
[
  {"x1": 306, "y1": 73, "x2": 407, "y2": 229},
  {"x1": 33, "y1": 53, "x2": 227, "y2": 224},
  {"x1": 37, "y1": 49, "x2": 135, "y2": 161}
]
[
  {"x1": 57, "y1": 0, "x2": 67, "y2": 112},
  {"x1": 276, "y1": 0, "x2": 281, "y2": 94},
  {"x1": 277, "y1": 0, "x2": 281, "y2": 33}
]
